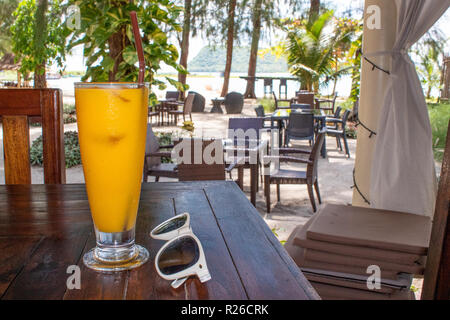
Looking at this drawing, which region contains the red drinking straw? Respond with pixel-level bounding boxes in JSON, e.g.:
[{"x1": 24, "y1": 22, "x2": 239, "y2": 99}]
[{"x1": 130, "y1": 11, "x2": 145, "y2": 85}]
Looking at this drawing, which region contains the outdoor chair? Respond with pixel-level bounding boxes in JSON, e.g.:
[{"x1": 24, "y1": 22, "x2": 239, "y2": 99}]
[
  {"x1": 174, "y1": 138, "x2": 239, "y2": 181},
  {"x1": 168, "y1": 92, "x2": 194, "y2": 124},
  {"x1": 326, "y1": 110, "x2": 351, "y2": 158},
  {"x1": 0, "y1": 88, "x2": 65, "y2": 184},
  {"x1": 272, "y1": 91, "x2": 289, "y2": 110},
  {"x1": 165, "y1": 91, "x2": 180, "y2": 101},
  {"x1": 316, "y1": 92, "x2": 338, "y2": 114},
  {"x1": 295, "y1": 92, "x2": 316, "y2": 109},
  {"x1": 284, "y1": 112, "x2": 315, "y2": 147},
  {"x1": 143, "y1": 123, "x2": 178, "y2": 182},
  {"x1": 223, "y1": 92, "x2": 244, "y2": 114},
  {"x1": 264, "y1": 131, "x2": 325, "y2": 213},
  {"x1": 228, "y1": 117, "x2": 265, "y2": 188},
  {"x1": 254, "y1": 105, "x2": 274, "y2": 129},
  {"x1": 148, "y1": 105, "x2": 160, "y2": 124},
  {"x1": 189, "y1": 91, "x2": 206, "y2": 112},
  {"x1": 325, "y1": 106, "x2": 342, "y2": 129}
]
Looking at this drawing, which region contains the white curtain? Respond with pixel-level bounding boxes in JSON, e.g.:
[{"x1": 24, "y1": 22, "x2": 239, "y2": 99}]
[{"x1": 370, "y1": 0, "x2": 450, "y2": 217}]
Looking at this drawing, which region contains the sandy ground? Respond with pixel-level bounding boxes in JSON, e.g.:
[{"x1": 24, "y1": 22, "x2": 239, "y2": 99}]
[{"x1": 0, "y1": 98, "x2": 429, "y2": 299}]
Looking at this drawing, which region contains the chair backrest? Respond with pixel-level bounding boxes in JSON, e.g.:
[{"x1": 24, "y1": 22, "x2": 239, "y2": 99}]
[
  {"x1": 165, "y1": 91, "x2": 180, "y2": 101},
  {"x1": 254, "y1": 105, "x2": 265, "y2": 117},
  {"x1": 228, "y1": 117, "x2": 264, "y2": 141},
  {"x1": 224, "y1": 92, "x2": 244, "y2": 113},
  {"x1": 307, "y1": 131, "x2": 325, "y2": 181},
  {"x1": 333, "y1": 106, "x2": 342, "y2": 118},
  {"x1": 340, "y1": 110, "x2": 351, "y2": 129},
  {"x1": 272, "y1": 91, "x2": 279, "y2": 109},
  {"x1": 188, "y1": 91, "x2": 206, "y2": 112},
  {"x1": 264, "y1": 78, "x2": 273, "y2": 86},
  {"x1": 0, "y1": 88, "x2": 65, "y2": 184},
  {"x1": 296, "y1": 93, "x2": 315, "y2": 108},
  {"x1": 183, "y1": 93, "x2": 195, "y2": 115},
  {"x1": 290, "y1": 103, "x2": 312, "y2": 111},
  {"x1": 286, "y1": 112, "x2": 315, "y2": 139},
  {"x1": 145, "y1": 123, "x2": 161, "y2": 167},
  {"x1": 175, "y1": 138, "x2": 225, "y2": 181}
]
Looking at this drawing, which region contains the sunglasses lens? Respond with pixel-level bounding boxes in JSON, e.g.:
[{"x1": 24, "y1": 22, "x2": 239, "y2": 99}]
[
  {"x1": 157, "y1": 236, "x2": 200, "y2": 275},
  {"x1": 153, "y1": 214, "x2": 188, "y2": 236}
]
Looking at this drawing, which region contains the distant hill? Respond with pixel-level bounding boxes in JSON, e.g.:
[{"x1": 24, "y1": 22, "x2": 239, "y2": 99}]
[{"x1": 188, "y1": 46, "x2": 288, "y2": 73}]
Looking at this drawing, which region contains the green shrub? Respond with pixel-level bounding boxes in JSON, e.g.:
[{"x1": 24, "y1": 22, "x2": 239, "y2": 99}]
[
  {"x1": 30, "y1": 131, "x2": 81, "y2": 168},
  {"x1": 428, "y1": 102, "x2": 450, "y2": 162},
  {"x1": 154, "y1": 131, "x2": 175, "y2": 163}
]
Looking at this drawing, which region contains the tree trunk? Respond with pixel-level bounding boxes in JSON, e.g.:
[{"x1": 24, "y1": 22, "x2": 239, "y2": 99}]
[
  {"x1": 221, "y1": 0, "x2": 237, "y2": 97},
  {"x1": 243, "y1": 0, "x2": 263, "y2": 99},
  {"x1": 108, "y1": 26, "x2": 128, "y2": 82},
  {"x1": 33, "y1": 0, "x2": 48, "y2": 88},
  {"x1": 34, "y1": 64, "x2": 46, "y2": 88},
  {"x1": 178, "y1": 0, "x2": 192, "y2": 99},
  {"x1": 309, "y1": 0, "x2": 320, "y2": 20}
]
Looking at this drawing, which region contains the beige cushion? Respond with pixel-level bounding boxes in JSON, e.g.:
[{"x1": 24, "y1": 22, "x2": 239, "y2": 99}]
[
  {"x1": 306, "y1": 204, "x2": 431, "y2": 254},
  {"x1": 294, "y1": 214, "x2": 423, "y2": 265}
]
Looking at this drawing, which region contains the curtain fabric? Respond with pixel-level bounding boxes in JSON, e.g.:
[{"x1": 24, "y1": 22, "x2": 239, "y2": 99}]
[{"x1": 370, "y1": 0, "x2": 449, "y2": 216}]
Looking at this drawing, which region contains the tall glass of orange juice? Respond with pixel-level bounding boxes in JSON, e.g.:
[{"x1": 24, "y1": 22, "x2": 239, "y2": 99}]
[{"x1": 75, "y1": 82, "x2": 149, "y2": 271}]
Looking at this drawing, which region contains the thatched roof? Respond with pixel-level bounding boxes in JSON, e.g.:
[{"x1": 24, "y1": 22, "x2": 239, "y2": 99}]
[{"x1": 0, "y1": 53, "x2": 20, "y2": 71}]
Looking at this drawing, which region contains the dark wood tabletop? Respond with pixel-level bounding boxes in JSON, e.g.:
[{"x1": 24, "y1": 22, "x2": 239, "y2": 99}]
[{"x1": 0, "y1": 181, "x2": 319, "y2": 300}]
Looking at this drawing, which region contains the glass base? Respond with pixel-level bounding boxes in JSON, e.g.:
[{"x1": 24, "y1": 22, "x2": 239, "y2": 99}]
[{"x1": 83, "y1": 229, "x2": 149, "y2": 272}]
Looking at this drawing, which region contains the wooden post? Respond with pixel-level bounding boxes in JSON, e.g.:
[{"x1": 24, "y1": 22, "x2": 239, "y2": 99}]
[
  {"x1": 352, "y1": 0, "x2": 397, "y2": 206},
  {"x1": 422, "y1": 121, "x2": 450, "y2": 300}
]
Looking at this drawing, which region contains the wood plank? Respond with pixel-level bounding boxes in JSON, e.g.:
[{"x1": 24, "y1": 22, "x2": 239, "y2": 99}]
[
  {"x1": 63, "y1": 232, "x2": 129, "y2": 300},
  {"x1": 2, "y1": 116, "x2": 31, "y2": 184},
  {"x1": 41, "y1": 89, "x2": 65, "y2": 184},
  {"x1": 0, "y1": 236, "x2": 42, "y2": 297},
  {"x1": 0, "y1": 89, "x2": 41, "y2": 116},
  {"x1": 422, "y1": 121, "x2": 450, "y2": 300},
  {"x1": 125, "y1": 198, "x2": 187, "y2": 300},
  {"x1": 2, "y1": 230, "x2": 89, "y2": 299},
  {"x1": 204, "y1": 181, "x2": 318, "y2": 300},
  {"x1": 173, "y1": 190, "x2": 248, "y2": 300}
]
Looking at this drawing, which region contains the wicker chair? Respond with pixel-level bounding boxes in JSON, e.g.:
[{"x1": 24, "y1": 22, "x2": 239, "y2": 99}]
[
  {"x1": 326, "y1": 109, "x2": 351, "y2": 158},
  {"x1": 168, "y1": 92, "x2": 194, "y2": 124},
  {"x1": 264, "y1": 131, "x2": 325, "y2": 213},
  {"x1": 284, "y1": 112, "x2": 315, "y2": 146},
  {"x1": 224, "y1": 92, "x2": 244, "y2": 114}
]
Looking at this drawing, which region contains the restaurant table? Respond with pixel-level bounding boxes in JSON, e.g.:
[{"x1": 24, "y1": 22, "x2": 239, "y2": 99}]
[
  {"x1": 0, "y1": 182, "x2": 319, "y2": 300},
  {"x1": 210, "y1": 98, "x2": 224, "y2": 113},
  {"x1": 156, "y1": 99, "x2": 183, "y2": 125},
  {"x1": 270, "y1": 109, "x2": 327, "y2": 158}
]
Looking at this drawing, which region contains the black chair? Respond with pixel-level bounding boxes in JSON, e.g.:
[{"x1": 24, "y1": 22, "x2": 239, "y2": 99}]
[
  {"x1": 284, "y1": 112, "x2": 315, "y2": 146},
  {"x1": 189, "y1": 91, "x2": 206, "y2": 112},
  {"x1": 254, "y1": 105, "x2": 274, "y2": 129},
  {"x1": 272, "y1": 91, "x2": 289, "y2": 110},
  {"x1": 325, "y1": 106, "x2": 342, "y2": 130},
  {"x1": 224, "y1": 92, "x2": 244, "y2": 114},
  {"x1": 228, "y1": 117, "x2": 265, "y2": 188},
  {"x1": 166, "y1": 91, "x2": 180, "y2": 101},
  {"x1": 290, "y1": 103, "x2": 312, "y2": 111},
  {"x1": 326, "y1": 109, "x2": 351, "y2": 158}
]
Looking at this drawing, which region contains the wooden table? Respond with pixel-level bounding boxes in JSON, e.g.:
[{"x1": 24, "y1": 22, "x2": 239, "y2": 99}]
[
  {"x1": 0, "y1": 182, "x2": 318, "y2": 300},
  {"x1": 210, "y1": 98, "x2": 224, "y2": 113}
]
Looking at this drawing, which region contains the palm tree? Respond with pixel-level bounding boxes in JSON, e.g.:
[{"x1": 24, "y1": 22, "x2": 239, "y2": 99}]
[{"x1": 284, "y1": 11, "x2": 353, "y2": 93}]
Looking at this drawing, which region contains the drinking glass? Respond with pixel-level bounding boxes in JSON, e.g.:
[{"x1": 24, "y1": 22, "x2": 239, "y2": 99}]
[{"x1": 75, "y1": 82, "x2": 149, "y2": 271}]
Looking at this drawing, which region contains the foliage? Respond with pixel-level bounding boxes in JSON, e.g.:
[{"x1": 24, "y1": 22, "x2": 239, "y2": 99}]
[
  {"x1": 154, "y1": 131, "x2": 176, "y2": 163},
  {"x1": 63, "y1": 103, "x2": 77, "y2": 124},
  {"x1": 181, "y1": 120, "x2": 194, "y2": 132},
  {"x1": 0, "y1": 0, "x2": 20, "y2": 57},
  {"x1": 67, "y1": 0, "x2": 187, "y2": 106},
  {"x1": 280, "y1": 11, "x2": 358, "y2": 92},
  {"x1": 10, "y1": 0, "x2": 69, "y2": 79},
  {"x1": 30, "y1": 131, "x2": 81, "y2": 168},
  {"x1": 189, "y1": 46, "x2": 288, "y2": 73},
  {"x1": 428, "y1": 102, "x2": 450, "y2": 162}
]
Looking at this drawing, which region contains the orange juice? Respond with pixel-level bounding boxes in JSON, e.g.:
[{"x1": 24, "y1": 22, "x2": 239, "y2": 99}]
[{"x1": 75, "y1": 83, "x2": 148, "y2": 233}]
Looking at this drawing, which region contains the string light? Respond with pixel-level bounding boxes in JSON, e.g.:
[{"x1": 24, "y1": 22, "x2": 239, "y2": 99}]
[{"x1": 351, "y1": 168, "x2": 371, "y2": 205}]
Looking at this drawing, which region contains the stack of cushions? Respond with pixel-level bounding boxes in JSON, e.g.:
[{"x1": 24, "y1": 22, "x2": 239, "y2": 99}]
[{"x1": 285, "y1": 204, "x2": 432, "y2": 300}]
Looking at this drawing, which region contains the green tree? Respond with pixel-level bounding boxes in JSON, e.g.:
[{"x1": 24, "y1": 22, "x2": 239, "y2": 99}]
[
  {"x1": 11, "y1": 0, "x2": 69, "y2": 88},
  {"x1": 0, "y1": 0, "x2": 20, "y2": 57},
  {"x1": 68, "y1": 0, "x2": 186, "y2": 104},
  {"x1": 283, "y1": 11, "x2": 354, "y2": 93}
]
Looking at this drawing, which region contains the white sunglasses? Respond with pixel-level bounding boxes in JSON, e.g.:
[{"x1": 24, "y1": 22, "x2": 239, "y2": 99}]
[{"x1": 150, "y1": 212, "x2": 211, "y2": 289}]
